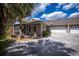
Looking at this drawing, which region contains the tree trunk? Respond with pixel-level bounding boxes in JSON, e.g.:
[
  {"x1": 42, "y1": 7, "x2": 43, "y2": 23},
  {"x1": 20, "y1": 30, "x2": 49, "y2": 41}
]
[
  {"x1": 0, "y1": 3, "x2": 5, "y2": 37},
  {"x1": 19, "y1": 18, "x2": 23, "y2": 38}
]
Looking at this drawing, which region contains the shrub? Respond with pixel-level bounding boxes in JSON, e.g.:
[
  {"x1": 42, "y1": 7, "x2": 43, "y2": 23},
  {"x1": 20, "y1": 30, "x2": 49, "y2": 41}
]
[{"x1": 42, "y1": 31, "x2": 50, "y2": 37}]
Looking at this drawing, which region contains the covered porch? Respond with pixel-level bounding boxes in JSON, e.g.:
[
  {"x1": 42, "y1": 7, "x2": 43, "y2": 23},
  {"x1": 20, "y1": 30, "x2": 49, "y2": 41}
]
[
  {"x1": 22, "y1": 23, "x2": 41, "y2": 37},
  {"x1": 13, "y1": 21, "x2": 43, "y2": 38}
]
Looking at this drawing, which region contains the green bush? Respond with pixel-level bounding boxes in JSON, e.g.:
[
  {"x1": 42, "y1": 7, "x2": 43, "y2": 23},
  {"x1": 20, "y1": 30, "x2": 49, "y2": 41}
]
[{"x1": 42, "y1": 31, "x2": 50, "y2": 37}]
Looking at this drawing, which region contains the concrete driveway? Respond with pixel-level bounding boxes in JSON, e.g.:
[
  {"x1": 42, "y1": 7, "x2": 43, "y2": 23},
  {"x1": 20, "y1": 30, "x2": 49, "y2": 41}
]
[
  {"x1": 47, "y1": 33, "x2": 79, "y2": 55},
  {"x1": 5, "y1": 33, "x2": 79, "y2": 56}
]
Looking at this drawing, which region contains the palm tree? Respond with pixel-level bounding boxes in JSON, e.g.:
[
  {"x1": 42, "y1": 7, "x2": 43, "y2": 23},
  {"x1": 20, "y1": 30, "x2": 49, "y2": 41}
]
[{"x1": 0, "y1": 3, "x2": 35, "y2": 38}]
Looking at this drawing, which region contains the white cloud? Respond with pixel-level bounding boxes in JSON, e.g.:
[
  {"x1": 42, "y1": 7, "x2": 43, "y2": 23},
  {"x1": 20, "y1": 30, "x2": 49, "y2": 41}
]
[
  {"x1": 56, "y1": 3, "x2": 79, "y2": 10},
  {"x1": 42, "y1": 11, "x2": 67, "y2": 20},
  {"x1": 56, "y1": 3, "x2": 66, "y2": 8},
  {"x1": 68, "y1": 12, "x2": 79, "y2": 18},
  {"x1": 40, "y1": 14, "x2": 47, "y2": 18},
  {"x1": 62, "y1": 3, "x2": 76, "y2": 10},
  {"x1": 76, "y1": 4, "x2": 79, "y2": 10},
  {"x1": 32, "y1": 3, "x2": 50, "y2": 16}
]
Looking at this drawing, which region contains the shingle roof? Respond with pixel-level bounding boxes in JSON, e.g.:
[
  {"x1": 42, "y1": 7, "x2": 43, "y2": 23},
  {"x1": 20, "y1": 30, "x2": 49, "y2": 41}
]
[
  {"x1": 45, "y1": 18, "x2": 79, "y2": 26},
  {"x1": 21, "y1": 19, "x2": 43, "y2": 25}
]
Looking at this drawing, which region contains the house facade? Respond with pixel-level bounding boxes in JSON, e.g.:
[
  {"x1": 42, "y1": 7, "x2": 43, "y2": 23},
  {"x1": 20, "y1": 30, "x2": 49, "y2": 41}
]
[
  {"x1": 13, "y1": 18, "x2": 79, "y2": 37},
  {"x1": 45, "y1": 18, "x2": 79, "y2": 35},
  {"x1": 13, "y1": 19, "x2": 47, "y2": 37}
]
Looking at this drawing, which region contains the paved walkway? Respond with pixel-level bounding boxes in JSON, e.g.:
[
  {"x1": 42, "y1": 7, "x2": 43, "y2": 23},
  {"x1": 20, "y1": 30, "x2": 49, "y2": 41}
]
[{"x1": 5, "y1": 33, "x2": 79, "y2": 56}]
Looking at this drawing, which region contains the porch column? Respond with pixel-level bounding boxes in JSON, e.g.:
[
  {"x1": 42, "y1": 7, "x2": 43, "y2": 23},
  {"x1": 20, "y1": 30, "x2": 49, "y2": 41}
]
[
  {"x1": 29, "y1": 24, "x2": 32, "y2": 34},
  {"x1": 27, "y1": 25, "x2": 29, "y2": 35},
  {"x1": 67, "y1": 24, "x2": 70, "y2": 33},
  {"x1": 13, "y1": 25, "x2": 15, "y2": 35},
  {"x1": 30, "y1": 25, "x2": 32, "y2": 33},
  {"x1": 36, "y1": 24, "x2": 38, "y2": 34},
  {"x1": 36, "y1": 24, "x2": 41, "y2": 36}
]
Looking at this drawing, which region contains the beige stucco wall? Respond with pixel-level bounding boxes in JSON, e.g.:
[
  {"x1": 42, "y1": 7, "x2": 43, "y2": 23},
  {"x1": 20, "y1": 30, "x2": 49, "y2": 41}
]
[
  {"x1": 41, "y1": 24, "x2": 47, "y2": 34},
  {"x1": 36, "y1": 24, "x2": 41, "y2": 36}
]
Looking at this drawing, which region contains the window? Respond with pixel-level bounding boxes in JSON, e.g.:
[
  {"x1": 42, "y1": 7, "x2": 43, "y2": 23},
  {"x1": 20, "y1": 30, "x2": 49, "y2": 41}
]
[
  {"x1": 14, "y1": 25, "x2": 19, "y2": 32},
  {"x1": 33, "y1": 26, "x2": 36, "y2": 32},
  {"x1": 71, "y1": 25, "x2": 79, "y2": 28},
  {"x1": 14, "y1": 25, "x2": 20, "y2": 35}
]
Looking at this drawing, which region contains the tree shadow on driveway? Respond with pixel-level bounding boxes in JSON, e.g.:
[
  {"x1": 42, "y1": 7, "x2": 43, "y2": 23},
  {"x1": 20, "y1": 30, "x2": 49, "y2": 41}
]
[{"x1": 5, "y1": 39, "x2": 76, "y2": 56}]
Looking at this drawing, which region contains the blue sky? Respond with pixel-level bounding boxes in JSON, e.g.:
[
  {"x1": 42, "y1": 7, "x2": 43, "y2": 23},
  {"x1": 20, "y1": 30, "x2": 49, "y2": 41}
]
[{"x1": 30, "y1": 3, "x2": 79, "y2": 21}]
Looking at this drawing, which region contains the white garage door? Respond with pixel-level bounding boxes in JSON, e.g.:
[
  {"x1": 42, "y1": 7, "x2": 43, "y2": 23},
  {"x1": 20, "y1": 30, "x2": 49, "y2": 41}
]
[
  {"x1": 71, "y1": 29, "x2": 79, "y2": 33},
  {"x1": 50, "y1": 26, "x2": 66, "y2": 35}
]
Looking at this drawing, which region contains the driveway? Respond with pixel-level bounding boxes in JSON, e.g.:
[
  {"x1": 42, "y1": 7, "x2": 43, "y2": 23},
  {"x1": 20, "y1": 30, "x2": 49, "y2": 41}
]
[
  {"x1": 4, "y1": 33, "x2": 79, "y2": 56},
  {"x1": 48, "y1": 33, "x2": 79, "y2": 55}
]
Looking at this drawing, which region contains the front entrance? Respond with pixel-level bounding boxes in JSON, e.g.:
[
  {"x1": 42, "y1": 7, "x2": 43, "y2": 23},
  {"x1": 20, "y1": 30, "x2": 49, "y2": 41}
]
[
  {"x1": 23, "y1": 25, "x2": 37, "y2": 35},
  {"x1": 28, "y1": 25, "x2": 36, "y2": 35}
]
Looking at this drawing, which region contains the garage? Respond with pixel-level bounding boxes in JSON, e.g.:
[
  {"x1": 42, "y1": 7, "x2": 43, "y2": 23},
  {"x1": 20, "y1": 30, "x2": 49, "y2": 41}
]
[
  {"x1": 70, "y1": 25, "x2": 79, "y2": 33},
  {"x1": 71, "y1": 29, "x2": 79, "y2": 33},
  {"x1": 50, "y1": 26, "x2": 66, "y2": 35},
  {"x1": 45, "y1": 18, "x2": 79, "y2": 35}
]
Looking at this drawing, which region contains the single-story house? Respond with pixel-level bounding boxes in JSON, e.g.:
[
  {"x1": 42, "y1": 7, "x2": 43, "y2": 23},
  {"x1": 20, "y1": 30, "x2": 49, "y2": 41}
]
[
  {"x1": 13, "y1": 19, "x2": 47, "y2": 37},
  {"x1": 13, "y1": 18, "x2": 79, "y2": 37},
  {"x1": 45, "y1": 18, "x2": 79, "y2": 35}
]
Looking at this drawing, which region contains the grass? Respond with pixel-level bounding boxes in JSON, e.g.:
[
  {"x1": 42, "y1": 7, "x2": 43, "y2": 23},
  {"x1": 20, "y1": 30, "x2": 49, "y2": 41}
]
[
  {"x1": 16, "y1": 37, "x2": 33, "y2": 42},
  {"x1": 7, "y1": 35, "x2": 36, "y2": 43}
]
